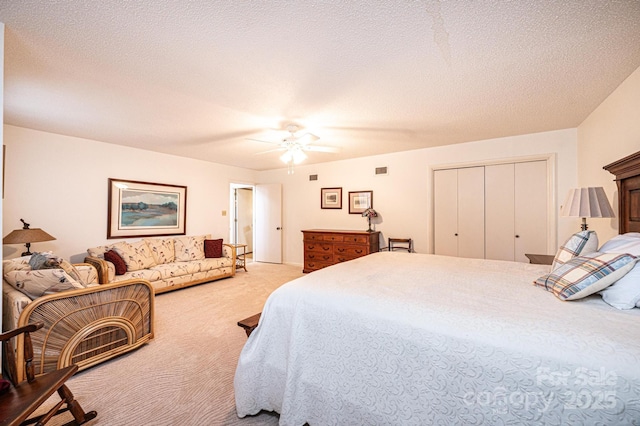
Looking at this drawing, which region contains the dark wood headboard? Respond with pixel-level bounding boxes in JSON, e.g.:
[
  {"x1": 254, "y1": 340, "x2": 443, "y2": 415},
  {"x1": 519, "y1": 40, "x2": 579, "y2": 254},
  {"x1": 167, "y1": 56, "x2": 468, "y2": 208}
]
[{"x1": 604, "y1": 150, "x2": 640, "y2": 233}]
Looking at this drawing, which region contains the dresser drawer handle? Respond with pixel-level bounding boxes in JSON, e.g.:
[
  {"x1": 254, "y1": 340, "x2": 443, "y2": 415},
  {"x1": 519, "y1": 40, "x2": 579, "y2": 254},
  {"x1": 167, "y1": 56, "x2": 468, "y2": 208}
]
[
  {"x1": 355, "y1": 249, "x2": 363, "y2": 254},
  {"x1": 337, "y1": 248, "x2": 345, "y2": 253},
  {"x1": 308, "y1": 245, "x2": 315, "y2": 250},
  {"x1": 323, "y1": 255, "x2": 331, "y2": 260},
  {"x1": 323, "y1": 246, "x2": 331, "y2": 251},
  {"x1": 308, "y1": 254, "x2": 315, "y2": 259}
]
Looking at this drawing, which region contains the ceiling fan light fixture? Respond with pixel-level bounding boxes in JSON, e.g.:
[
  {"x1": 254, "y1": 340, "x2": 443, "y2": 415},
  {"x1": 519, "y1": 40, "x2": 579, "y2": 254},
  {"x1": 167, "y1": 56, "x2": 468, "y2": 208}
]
[
  {"x1": 292, "y1": 148, "x2": 307, "y2": 164},
  {"x1": 280, "y1": 150, "x2": 293, "y2": 164}
]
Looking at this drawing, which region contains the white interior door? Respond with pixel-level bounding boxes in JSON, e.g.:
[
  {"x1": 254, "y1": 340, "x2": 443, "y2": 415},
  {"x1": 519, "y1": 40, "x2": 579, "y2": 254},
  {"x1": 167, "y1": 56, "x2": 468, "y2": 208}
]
[
  {"x1": 457, "y1": 167, "x2": 485, "y2": 259},
  {"x1": 485, "y1": 163, "x2": 516, "y2": 261},
  {"x1": 434, "y1": 169, "x2": 458, "y2": 256},
  {"x1": 255, "y1": 183, "x2": 282, "y2": 264},
  {"x1": 514, "y1": 161, "x2": 548, "y2": 262}
]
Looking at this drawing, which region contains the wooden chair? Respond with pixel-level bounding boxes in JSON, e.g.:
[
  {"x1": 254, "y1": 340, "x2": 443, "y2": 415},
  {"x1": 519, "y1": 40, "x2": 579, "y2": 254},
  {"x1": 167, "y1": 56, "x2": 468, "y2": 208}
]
[
  {"x1": 0, "y1": 322, "x2": 97, "y2": 426},
  {"x1": 388, "y1": 238, "x2": 413, "y2": 253}
]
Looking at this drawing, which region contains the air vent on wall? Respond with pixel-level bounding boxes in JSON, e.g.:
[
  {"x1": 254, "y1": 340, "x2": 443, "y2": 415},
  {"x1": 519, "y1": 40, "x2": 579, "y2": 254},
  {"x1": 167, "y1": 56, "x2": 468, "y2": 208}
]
[
  {"x1": 375, "y1": 167, "x2": 388, "y2": 175},
  {"x1": 309, "y1": 174, "x2": 318, "y2": 181}
]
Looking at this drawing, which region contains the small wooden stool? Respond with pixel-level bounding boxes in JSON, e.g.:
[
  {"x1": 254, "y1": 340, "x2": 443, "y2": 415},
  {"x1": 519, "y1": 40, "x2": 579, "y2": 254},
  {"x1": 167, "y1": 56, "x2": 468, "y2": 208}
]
[{"x1": 237, "y1": 313, "x2": 261, "y2": 337}]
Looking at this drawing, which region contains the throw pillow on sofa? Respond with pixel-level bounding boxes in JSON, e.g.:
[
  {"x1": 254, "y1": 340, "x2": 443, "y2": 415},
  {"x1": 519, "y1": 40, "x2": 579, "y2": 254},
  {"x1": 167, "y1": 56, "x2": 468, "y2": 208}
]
[
  {"x1": 4, "y1": 269, "x2": 85, "y2": 300},
  {"x1": 204, "y1": 239, "x2": 224, "y2": 258},
  {"x1": 104, "y1": 250, "x2": 127, "y2": 275},
  {"x1": 111, "y1": 240, "x2": 156, "y2": 272},
  {"x1": 175, "y1": 235, "x2": 206, "y2": 261}
]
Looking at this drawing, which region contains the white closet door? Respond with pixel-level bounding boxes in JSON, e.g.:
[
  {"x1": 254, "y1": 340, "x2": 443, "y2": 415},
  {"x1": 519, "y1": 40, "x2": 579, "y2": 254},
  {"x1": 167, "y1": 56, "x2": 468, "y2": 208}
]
[
  {"x1": 514, "y1": 161, "x2": 548, "y2": 262},
  {"x1": 434, "y1": 169, "x2": 458, "y2": 256},
  {"x1": 457, "y1": 167, "x2": 485, "y2": 259},
  {"x1": 485, "y1": 163, "x2": 516, "y2": 261}
]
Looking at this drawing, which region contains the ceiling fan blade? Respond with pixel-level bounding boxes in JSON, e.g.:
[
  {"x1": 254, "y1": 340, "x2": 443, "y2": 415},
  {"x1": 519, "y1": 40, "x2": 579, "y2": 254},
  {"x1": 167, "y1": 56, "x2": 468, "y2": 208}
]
[
  {"x1": 303, "y1": 145, "x2": 340, "y2": 153},
  {"x1": 245, "y1": 138, "x2": 282, "y2": 145},
  {"x1": 296, "y1": 133, "x2": 320, "y2": 145},
  {"x1": 255, "y1": 147, "x2": 286, "y2": 155}
]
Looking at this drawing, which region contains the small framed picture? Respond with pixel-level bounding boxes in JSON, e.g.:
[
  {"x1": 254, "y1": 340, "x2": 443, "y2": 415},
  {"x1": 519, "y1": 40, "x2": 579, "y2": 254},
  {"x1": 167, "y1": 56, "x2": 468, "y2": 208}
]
[
  {"x1": 321, "y1": 187, "x2": 342, "y2": 209},
  {"x1": 348, "y1": 190, "x2": 373, "y2": 214}
]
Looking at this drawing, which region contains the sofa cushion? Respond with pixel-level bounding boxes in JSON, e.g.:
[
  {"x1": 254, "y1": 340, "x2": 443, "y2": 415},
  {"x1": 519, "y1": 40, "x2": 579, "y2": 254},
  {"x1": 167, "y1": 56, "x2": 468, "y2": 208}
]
[
  {"x1": 87, "y1": 245, "x2": 110, "y2": 258},
  {"x1": 4, "y1": 269, "x2": 85, "y2": 300},
  {"x1": 200, "y1": 257, "x2": 233, "y2": 271},
  {"x1": 104, "y1": 250, "x2": 127, "y2": 275},
  {"x1": 150, "y1": 262, "x2": 201, "y2": 279},
  {"x1": 2, "y1": 256, "x2": 32, "y2": 274},
  {"x1": 110, "y1": 268, "x2": 163, "y2": 283},
  {"x1": 111, "y1": 240, "x2": 156, "y2": 272},
  {"x1": 174, "y1": 235, "x2": 206, "y2": 261},
  {"x1": 204, "y1": 239, "x2": 223, "y2": 258},
  {"x1": 145, "y1": 238, "x2": 176, "y2": 264}
]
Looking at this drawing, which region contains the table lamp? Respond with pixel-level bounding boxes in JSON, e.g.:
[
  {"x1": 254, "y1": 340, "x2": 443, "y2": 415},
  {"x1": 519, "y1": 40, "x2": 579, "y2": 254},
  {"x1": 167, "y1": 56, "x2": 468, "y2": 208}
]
[
  {"x1": 362, "y1": 208, "x2": 378, "y2": 232},
  {"x1": 3, "y1": 219, "x2": 56, "y2": 256},
  {"x1": 561, "y1": 187, "x2": 615, "y2": 231}
]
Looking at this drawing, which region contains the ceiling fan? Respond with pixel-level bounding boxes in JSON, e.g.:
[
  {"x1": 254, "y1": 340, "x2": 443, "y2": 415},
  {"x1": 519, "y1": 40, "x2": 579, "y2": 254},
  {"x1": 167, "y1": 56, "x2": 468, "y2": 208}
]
[{"x1": 248, "y1": 124, "x2": 340, "y2": 173}]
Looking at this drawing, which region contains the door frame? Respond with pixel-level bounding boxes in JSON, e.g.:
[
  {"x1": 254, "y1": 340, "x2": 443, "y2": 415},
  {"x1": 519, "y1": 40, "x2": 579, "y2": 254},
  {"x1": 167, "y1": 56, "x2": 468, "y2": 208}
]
[{"x1": 229, "y1": 182, "x2": 255, "y2": 248}]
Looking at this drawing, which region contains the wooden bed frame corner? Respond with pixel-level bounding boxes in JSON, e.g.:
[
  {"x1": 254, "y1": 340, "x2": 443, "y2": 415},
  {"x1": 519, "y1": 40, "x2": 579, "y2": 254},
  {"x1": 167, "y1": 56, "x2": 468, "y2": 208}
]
[{"x1": 604, "y1": 150, "x2": 640, "y2": 233}]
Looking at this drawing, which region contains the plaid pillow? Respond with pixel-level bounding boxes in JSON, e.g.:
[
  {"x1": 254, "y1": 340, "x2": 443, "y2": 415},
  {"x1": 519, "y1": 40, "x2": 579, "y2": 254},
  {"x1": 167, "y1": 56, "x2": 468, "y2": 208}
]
[
  {"x1": 534, "y1": 252, "x2": 637, "y2": 301},
  {"x1": 551, "y1": 230, "x2": 598, "y2": 271}
]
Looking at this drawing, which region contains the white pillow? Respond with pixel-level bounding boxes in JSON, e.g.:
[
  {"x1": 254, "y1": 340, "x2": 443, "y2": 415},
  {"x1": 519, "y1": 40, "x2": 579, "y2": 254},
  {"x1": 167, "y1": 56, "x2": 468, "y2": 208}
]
[
  {"x1": 599, "y1": 264, "x2": 640, "y2": 309},
  {"x1": 4, "y1": 269, "x2": 84, "y2": 300},
  {"x1": 534, "y1": 252, "x2": 637, "y2": 301},
  {"x1": 552, "y1": 230, "x2": 599, "y2": 271},
  {"x1": 598, "y1": 233, "x2": 640, "y2": 309},
  {"x1": 599, "y1": 233, "x2": 640, "y2": 255}
]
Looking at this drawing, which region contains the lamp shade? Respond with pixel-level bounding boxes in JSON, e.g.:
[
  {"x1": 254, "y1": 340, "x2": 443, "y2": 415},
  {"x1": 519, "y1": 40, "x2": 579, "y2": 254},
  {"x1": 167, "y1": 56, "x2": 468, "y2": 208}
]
[
  {"x1": 3, "y1": 228, "x2": 56, "y2": 244},
  {"x1": 362, "y1": 208, "x2": 378, "y2": 218},
  {"x1": 561, "y1": 187, "x2": 615, "y2": 218}
]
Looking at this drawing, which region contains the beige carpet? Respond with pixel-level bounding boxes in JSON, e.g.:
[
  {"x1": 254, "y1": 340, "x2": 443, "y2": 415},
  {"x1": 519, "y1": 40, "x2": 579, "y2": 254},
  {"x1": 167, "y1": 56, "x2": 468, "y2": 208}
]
[{"x1": 37, "y1": 261, "x2": 304, "y2": 426}]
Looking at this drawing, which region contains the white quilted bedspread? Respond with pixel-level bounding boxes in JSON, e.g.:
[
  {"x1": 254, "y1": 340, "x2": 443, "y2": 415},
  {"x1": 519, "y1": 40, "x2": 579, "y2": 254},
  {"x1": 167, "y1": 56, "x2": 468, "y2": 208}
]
[{"x1": 234, "y1": 252, "x2": 640, "y2": 425}]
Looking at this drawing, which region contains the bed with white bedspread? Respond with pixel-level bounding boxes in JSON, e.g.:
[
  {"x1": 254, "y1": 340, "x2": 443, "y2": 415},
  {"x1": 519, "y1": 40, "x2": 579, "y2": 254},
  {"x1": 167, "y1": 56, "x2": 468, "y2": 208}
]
[{"x1": 234, "y1": 252, "x2": 640, "y2": 425}]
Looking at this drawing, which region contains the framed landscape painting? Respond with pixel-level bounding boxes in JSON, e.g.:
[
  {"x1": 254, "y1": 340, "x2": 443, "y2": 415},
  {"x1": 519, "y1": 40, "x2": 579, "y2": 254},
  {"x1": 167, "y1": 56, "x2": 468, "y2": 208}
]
[
  {"x1": 108, "y1": 178, "x2": 187, "y2": 238},
  {"x1": 321, "y1": 187, "x2": 342, "y2": 209}
]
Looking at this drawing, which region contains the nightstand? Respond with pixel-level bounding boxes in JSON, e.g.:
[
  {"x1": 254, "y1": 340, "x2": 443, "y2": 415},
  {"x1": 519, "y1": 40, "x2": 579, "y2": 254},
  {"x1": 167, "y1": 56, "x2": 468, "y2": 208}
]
[{"x1": 525, "y1": 253, "x2": 554, "y2": 265}]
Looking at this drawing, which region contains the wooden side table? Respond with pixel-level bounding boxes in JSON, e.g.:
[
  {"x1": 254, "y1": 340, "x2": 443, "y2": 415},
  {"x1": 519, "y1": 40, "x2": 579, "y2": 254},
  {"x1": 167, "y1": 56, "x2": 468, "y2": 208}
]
[
  {"x1": 525, "y1": 253, "x2": 554, "y2": 265},
  {"x1": 237, "y1": 313, "x2": 261, "y2": 337},
  {"x1": 232, "y1": 243, "x2": 248, "y2": 272}
]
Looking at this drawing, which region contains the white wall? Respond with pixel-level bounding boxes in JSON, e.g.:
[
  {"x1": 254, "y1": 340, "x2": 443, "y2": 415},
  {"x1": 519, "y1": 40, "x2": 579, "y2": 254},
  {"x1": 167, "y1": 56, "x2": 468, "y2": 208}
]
[
  {"x1": 1, "y1": 23, "x2": 5, "y2": 333},
  {"x1": 2, "y1": 125, "x2": 256, "y2": 262},
  {"x1": 577, "y1": 65, "x2": 640, "y2": 242},
  {"x1": 258, "y1": 129, "x2": 578, "y2": 266}
]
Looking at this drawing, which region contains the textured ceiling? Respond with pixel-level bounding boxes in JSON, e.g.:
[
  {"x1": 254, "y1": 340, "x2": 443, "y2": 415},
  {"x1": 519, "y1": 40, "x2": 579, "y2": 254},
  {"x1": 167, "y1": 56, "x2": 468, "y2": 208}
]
[{"x1": 2, "y1": 1, "x2": 640, "y2": 171}]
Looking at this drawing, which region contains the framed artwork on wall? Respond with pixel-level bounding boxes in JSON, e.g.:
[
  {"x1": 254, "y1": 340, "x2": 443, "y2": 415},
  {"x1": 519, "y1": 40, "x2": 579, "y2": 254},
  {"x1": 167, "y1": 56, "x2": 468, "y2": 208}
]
[
  {"x1": 321, "y1": 187, "x2": 342, "y2": 209},
  {"x1": 107, "y1": 178, "x2": 187, "y2": 239},
  {"x1": 348, "y1": 190, "x2": 373, "y2": 214}
]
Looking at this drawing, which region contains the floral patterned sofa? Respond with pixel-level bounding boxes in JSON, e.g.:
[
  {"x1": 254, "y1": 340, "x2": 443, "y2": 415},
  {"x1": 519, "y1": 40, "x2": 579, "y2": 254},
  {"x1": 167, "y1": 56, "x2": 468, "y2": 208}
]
[
  {"x1": 84, "y1": 234, "x2": 236, "y2": 294},
  {"x1": 2, "y1": 255, "x2": 154, "y2": 380}
]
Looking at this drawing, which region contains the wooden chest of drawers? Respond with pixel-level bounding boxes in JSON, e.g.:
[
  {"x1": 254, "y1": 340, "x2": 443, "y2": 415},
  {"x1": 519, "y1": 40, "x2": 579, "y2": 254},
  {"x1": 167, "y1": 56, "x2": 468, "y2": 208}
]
[{"x1": 302, "y1": 229, "x2": 380, "y2": 273}]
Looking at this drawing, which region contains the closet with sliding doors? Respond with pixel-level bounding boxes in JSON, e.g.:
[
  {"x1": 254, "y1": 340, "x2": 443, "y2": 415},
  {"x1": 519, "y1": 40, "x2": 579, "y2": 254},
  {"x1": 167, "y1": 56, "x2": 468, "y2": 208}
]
[{"x1": 433, "y1": 158, "x2": 552, "y2": 262}]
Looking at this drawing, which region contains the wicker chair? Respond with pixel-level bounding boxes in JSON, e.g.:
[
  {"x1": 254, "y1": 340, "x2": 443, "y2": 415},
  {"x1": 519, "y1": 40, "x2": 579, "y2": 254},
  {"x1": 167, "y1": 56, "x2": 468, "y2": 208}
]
[
  {"x1": 0, "y1": 322, "x2": 98, "y2": 425},
  {"x1": 4, "y1": 276, "x2": 154, "y2": 381}
]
